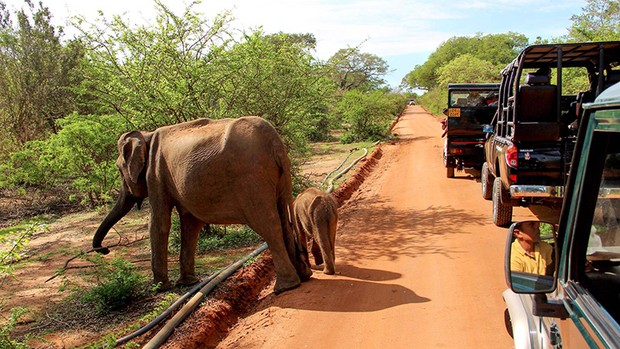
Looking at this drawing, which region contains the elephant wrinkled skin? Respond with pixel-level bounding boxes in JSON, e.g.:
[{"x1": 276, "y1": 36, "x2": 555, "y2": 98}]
[
  {"x1": 92, "y1": 116, "x2": 312, "y2": 294},
  {"x1": 293, "y1": 187, "x2": 338, "y2": 275}
]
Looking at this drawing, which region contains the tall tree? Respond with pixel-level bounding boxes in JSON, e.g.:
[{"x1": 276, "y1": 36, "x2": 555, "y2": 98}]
[
  {"x1": 76, "y1": 1, "x2": 235, "y2": 129},
  {"x1": 436, "y1": 54, "x2": 500, "y2": 87},
  {"x1": 404, "y1": 32, "x2": 527, "y2": 90},
  {"x1": 326, "y1": 47, "x2": 389, "y2": 91},
  {"x1": 568, "y1": 0, "x2": 620, "y2": 41},
  {"x1": 0, "y1": 0, "x2": 83, "y2": 145}
]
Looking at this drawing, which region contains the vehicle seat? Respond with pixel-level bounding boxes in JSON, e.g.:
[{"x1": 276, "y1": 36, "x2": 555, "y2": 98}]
[
  {"x1": 517, "y1": 73, "x2": 558, "y2": 123},
  {"x1": 513, "y1": 73, "x2": 560, "y2": 141},
  {"x1": 603, "y1": 70, "x2": 620, "y2": 92}
]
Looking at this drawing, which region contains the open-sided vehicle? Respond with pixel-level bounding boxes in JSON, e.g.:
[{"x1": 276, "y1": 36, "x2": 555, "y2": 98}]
[
  {"x1": 503, "y1": 81, "x2": 620, "y2": 349},
  {"x1": 442, "y1": 83, "x2": 499, "y2": 178},
  {"x1": 483, "y1": 42, "x2": 620, "y2": 226}
]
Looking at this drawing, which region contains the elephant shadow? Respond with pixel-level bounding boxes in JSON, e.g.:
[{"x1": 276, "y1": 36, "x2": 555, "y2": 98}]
[
  {"x1": 336, "y1": 263, "x2": 401, "y2": 282},
  {"x1": 272, "y1": 277, "x2": 430, "y2": 313}
]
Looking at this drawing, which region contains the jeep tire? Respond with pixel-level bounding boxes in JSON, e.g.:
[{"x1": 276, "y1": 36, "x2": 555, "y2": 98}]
[
  {"x1": 446, "y1": 165, "x2": 455, "y2": 178},
  {"x1": 481, "y1": 163, "x2": 493, "y2": 200},
  {"x1": 492, "y1": 177, "x2": 512, "y2": 227}
]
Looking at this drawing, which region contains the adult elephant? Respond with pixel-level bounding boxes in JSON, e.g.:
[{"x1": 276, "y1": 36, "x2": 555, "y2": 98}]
[
  {"x1": 92, "y1": 116, "x2": 312, "y2": 294},
  {"x1": 293, "y1": 187, "x2": 338, "y2": 275}
]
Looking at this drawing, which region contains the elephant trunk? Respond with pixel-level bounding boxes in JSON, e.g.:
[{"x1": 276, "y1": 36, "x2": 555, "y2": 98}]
[{"x1": 93, "y1": 191, "x2": 140, "y2": 254}]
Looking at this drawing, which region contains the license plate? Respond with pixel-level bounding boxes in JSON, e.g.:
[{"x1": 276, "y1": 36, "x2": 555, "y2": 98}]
[{"x1": 448, "y1": 108, "x2": 461, "y2": 117}]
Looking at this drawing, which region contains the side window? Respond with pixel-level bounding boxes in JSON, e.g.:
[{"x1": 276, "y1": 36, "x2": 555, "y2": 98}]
[{"x1": 584, "y1": 150, "x2": 620, "y2": 322}]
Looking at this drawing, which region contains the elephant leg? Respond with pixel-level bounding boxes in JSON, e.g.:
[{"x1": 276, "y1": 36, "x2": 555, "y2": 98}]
[
  {"x1": 315, "y1": 220, "x2": 335, "y2": 275},
  {"x1": 149, "y1": 203, "x2": 173, "y2": 290},
  {"x1": 310, "y1": 235, "x2": 324, "y2": 266},
  {"x1": 248, "y1": 209, "x2": 301, "y2": 295},
  {"x1": 177, "y1": 212, "x2": 204, "y2": 286}
]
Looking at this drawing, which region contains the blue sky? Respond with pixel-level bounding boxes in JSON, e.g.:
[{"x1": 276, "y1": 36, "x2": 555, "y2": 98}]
[{"x1": 6, "y1": 0, "x2": 587, "y2": 88}]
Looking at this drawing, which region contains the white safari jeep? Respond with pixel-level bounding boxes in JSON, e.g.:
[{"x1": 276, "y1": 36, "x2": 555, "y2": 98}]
[{"x1": 503, "y1": 81, "x2": 620, "y2": 348}]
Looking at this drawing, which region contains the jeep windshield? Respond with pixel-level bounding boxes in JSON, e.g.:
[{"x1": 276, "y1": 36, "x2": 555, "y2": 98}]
[{"x1": 449, "y1": 88, "x2": 498, "y2": 108}]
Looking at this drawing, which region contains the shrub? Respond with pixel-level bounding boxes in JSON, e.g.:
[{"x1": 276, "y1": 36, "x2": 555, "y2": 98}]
[
  {"x1": 0, "y1": 114, "x2": 128, "y2": 207},
  {"x1": 335, "y1": 90, "x2": 406, "y2": 143},
  {"x1": 81, "y1": 256, "x2": 150, "y2": 314},
  {"x1": 169, "y1": 215, "x2": 262, "y2": 253},
  {"x1": 0, "y1": 307, "x2": 33, "y2": 349},
  {"x1": 0, "y1": 221, "x2": 47, "y2": 283}
]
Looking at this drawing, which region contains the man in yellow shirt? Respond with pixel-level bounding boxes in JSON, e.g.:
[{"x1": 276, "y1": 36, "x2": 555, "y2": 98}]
[{"x1": 510, "y1": 221, "x2": 554, "y2": 275}]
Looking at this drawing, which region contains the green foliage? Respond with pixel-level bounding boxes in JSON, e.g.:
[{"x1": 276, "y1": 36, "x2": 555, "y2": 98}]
[
  {"x1": 0, "y1": 307, "x2": 33, "y2": 349},
  {"x1": 405, "y1": 32, "x2": 527, "y2": 90},
  {"x1": 326, "y1": 47, "x2": 390, "y2": 91},
  {"x1": 80, "y1": 256, "x2": 150, "y2": 314},
  {"x1": 210, "y1": 30, "x2": 335, "y2": 153},
  {"x1": 415, "y1": 88, "x2": 446, "y2": 117},
  {"x1": 76, "y1": 3, "x2": 333, "y2": 160},
  {"x1": 170, "y1": 217, "x2": 262, "y2": 253},
  {"x1": 0, "y1": 221, "x2": 47, "y2": 281},
  {"x1": 437, "y1": 54, "x2": 500, "y2": 87},
  {"x1": 0, "y1": 114, "x2": 127, "y2": 207},
  {"x1": 568, "y1": 0, "x2": 620, "y2": 41},
  {"x1": 0, "y1": 0, "x2": 84, "y2": 145},
  {"x1": 197, "y1": 226, "x2": 262, "y2": 252},
  {"x1": 336, "y1": 90, "x2": 405, "y2": 143}
]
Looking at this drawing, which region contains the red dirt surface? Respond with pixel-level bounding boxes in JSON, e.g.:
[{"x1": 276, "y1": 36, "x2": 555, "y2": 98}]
[{"x1": 160, "y1": 105, "x2": 560, "y2": 348}]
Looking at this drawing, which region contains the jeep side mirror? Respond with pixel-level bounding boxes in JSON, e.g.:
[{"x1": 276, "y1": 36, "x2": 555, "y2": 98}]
[
  {"x1": 482, "y1": 124, "x2": 493, "y2": 133},
  {"x1": 505, "y1": 221, "x2": 557, "y2": 294},
  {"x1": 442, "y1": 108, "x2": 448, "y2": 116}
]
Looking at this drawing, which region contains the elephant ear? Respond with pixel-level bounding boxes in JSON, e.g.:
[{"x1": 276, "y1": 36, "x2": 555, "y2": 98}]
[{"x1": 118, "y1": 131, "x2": 147, "y2": 184}]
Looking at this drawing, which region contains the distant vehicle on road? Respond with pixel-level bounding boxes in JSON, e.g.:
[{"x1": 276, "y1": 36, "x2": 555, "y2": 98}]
[{"x1": 442, "y1": 83, "x2": 499, "y2": 178}]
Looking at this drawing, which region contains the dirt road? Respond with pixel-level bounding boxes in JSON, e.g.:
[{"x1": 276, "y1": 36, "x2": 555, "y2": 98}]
[{"x1": 215, "y1": 106, "x2": 556, "y2": 348}]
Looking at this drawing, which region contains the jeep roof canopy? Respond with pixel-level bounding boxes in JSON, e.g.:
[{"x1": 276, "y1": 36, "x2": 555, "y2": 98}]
[
  {"x1": 502, "y1": 41, "x2": 620, "y2": 95},
  {"x1": 447, "y1": 83, "x2": 501, "y2": 90}
]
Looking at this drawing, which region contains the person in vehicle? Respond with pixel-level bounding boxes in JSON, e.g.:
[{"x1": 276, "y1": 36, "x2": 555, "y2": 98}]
[{"x1": 510, "y1": 221, "x2": 554, "y2": 275}]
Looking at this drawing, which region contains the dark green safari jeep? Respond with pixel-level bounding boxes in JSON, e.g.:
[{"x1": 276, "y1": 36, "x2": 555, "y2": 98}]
[{"x1": 442, "y1": 83, "x2": 500, "y2": 178}]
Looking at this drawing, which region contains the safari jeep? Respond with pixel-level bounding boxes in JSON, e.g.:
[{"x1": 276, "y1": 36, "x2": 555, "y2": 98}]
[
  {"x1": 503, "y1": 81, "x2": 620, "y2": 348},
  {"x1": 483, "y1": 42, "x2": 620, "y2": 227},
  {"x1": 442, "y1": 83, "x2": 499, "y2": 178}
]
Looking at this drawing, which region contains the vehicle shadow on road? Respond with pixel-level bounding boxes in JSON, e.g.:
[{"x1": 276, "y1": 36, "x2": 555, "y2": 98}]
[{"x1": 337, "y1": 198, "x2": 487, "y2": 263}]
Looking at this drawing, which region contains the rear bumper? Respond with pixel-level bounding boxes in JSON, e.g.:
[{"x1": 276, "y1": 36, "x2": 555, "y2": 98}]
[{"x1": 509, "y1": 185, "x2": 564, "y2": 198}]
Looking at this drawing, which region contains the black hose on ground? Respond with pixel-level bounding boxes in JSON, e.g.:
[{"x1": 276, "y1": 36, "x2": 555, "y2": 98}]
[
  {"x1": 111, "y1": 242, "x2": 268, "y2": 348},
  {"x1": 142, "y1": 242, "x2": 268, "y2": 349},
  {"x1": 321, "y1": 148, "x2": 358, "y2": 187},
  {"x1": 326, "y1": 148, "x2": 368, "y2": 193}
]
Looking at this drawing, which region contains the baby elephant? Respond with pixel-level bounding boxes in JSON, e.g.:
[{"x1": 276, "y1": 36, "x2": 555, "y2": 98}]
[{"x1": 293, "y1": 187, "x2": 338, "y2": 275}]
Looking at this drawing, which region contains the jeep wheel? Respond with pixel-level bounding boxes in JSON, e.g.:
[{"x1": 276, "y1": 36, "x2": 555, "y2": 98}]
[
  {"x1": 492, "y1": 177, "x2": 512, "y2": 227},
  {"x1": 446, "y1": 166, "x2": 455, "y2": 178},
  {"x1": 481, "y1": 163, "x2": 493, "y2": 200}
]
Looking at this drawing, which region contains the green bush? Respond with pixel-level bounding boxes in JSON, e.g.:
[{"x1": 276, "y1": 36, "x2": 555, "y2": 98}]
[
  {"x1": 81, "y1": 256, "x2": 150, "y2": 314},
  {"x1": 0, "y1": 114, "x2": 128, "y2": 207},
  {"x1": 0, "y1": 307, "x2": 33, "y2": 349},
  {"x1": 416, "y1": 88, "x2": 446, "y2": 117},
  {"x1": 336, "y1": 90, "x2": 405, "y2": 143},
  {"x1": 169, "y1": 215, "x2": 262, "y2": 253}
]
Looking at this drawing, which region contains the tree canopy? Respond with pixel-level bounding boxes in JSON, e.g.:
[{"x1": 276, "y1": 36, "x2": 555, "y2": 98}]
[
  {"x1": 404, "y1": 32, "x2": 527, "y2": 91},
  {"x1": 568, "y1": 0, "x2": 620, "y2": 41},
  {"x1": 326, "y1": 47, "x2": 390, "y2": 91}
]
